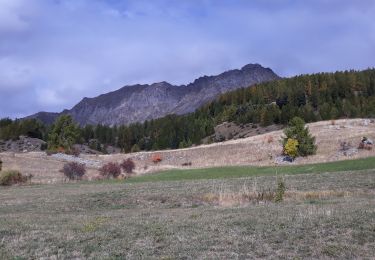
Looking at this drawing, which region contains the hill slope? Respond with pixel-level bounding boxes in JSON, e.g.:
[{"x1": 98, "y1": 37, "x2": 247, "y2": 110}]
[
  {"x1": 26, "y1": 63, "x2": 279, "y2": 126},
  {"x1": 1, "y1": 119, "x2": 374, "y2": 183}
]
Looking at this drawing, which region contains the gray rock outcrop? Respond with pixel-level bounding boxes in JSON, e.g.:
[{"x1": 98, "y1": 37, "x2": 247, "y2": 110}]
[{"x1": 26, "y1": 63, "x2": 280, "y2": 126}]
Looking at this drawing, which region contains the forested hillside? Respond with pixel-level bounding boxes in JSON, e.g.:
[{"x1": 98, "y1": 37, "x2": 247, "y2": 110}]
[{"x1": 1, "y1": 69, "x2": 375, "y2": 152}]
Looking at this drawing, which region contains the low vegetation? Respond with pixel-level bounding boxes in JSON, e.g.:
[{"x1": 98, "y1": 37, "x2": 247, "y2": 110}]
[
  {"x1": 0, "y1": 164, "x2": 374, "y2": 258},
  {"x1": 61, "y1": 162, "x2": 86, "y2": 181},
  {"x1": 127, "y1": 157, "x2": 375, "y2": 183},
  {"x1": 99, "y1": 162, "x2": 122, "y2": 179},
  {"x1": 0, "y1": 170, "x2": 28, "y2": 186},
  {"x1": 274, "y1": 178, "x2": 286, "y2": 202},
  {"x1": 120, "y1": 159, "x2": 135, "y2": 175},
  {"x1": 284, "y1": 138, "x2": 299, "y2": 158},
  {"x1": 202, "y1": 178, "x2": 286, "y2": 206},
  {"x1": 152, "y1": 154, "x2": 162, "y2": 164}
]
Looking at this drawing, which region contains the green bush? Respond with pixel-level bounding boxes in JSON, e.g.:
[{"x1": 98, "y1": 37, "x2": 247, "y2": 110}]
[{"x1": 0, "y1": 170, "x2": 27, "y2": 186}]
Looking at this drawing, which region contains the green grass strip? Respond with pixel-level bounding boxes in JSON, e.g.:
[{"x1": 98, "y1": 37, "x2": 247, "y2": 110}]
[{"x1": 127, "y1": 156, "x2": 375, "y2": 183}]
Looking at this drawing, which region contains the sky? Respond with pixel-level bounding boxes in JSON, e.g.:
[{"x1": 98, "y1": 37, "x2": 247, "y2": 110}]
[{"x1": 0, "y1": 0, "x2": 374, "y2": 118}]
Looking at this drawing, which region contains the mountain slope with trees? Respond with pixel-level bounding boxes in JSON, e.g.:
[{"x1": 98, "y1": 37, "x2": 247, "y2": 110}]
[
  {"x1": 1, "y1": 68, "x2": 375, "y2": 153},
  {"x1": 110, "y1": 68, "x2": 375, "y2": 152}
]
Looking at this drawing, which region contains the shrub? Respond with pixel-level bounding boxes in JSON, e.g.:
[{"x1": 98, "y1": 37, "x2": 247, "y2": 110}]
[
  {"x1": 182, "y1": 162, "x2": 192, "y2": 166},
  {"x1": 358, "y1": 142, "x2": 373, "y2": 150},
  {"x1": 284, "y1": 138, "x2": 299, "y2": 158},
  {"x1": 61, "y1": 162, "x2": 86, "y2": 180},
  {"x1": 0, "y1": 170, "x2": 27, "y2": 186},
  {"x1": 152, "y1": 154, "x2": 162, "y2": 164},
  {"x1": 99, "y1": 162, "x2": 121, "y2": 179},
  {"x1": 282, "y1": 117, "x2": 317, "y2": 157},
  {"x1": 121, "y1": 159, "x2": 135, "y2": 174},
  {"x1": 274, "y1": 178, "x2": 286, "y2": 203}
]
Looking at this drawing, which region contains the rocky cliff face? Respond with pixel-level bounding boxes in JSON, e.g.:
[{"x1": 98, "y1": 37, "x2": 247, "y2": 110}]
[{"x1": 27, "y1": 63, "x2": 279, "y2": 126}]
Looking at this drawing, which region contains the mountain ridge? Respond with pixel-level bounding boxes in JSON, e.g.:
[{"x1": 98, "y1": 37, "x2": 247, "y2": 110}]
[{"x1": 26, "y1": 63, "x2": 280, "y2": 125}]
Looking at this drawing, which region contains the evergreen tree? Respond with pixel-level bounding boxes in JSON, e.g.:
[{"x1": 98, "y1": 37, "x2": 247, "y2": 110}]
[
  {"x1": 282, "y1": 117, "x2": 317, "y2": 157},
  {"x1": 48, "y1": 115, "x2": 80, "y2": 151}
]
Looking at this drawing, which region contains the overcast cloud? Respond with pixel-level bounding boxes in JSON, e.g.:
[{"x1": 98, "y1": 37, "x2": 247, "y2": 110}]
[{"x1": 0, "y1": 0, "x2": 374, "y2": 118}]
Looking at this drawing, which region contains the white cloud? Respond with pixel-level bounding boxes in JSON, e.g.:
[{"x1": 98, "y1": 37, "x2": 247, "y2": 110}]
[{"x1": 0, "y1": 0, "x2": 374, "y2": 118}]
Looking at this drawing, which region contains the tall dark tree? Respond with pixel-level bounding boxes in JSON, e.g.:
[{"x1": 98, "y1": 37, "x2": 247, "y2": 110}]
[{"x1": 48, "y1": 115, "x2": 80, "y2": 151}]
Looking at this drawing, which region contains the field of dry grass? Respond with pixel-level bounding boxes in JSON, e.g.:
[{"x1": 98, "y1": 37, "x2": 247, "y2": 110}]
[
  {"x1": 1, "y1": 119, "x2": 374, "y2": 184},
  {"x1": 0, "y1": 169, "x2": 374, "y2": 259},
  {"x1": 1, "y1": 119, "x2": 374, "y2": 258},
  {"x1": 113, "y1": 118, "x2": 375, "y2": 172}
]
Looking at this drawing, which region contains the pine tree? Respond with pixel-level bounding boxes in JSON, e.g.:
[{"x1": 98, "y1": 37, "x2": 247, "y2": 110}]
[
  {"x1": 282, "y1": 117, "x2": 317, "y2": 157},
  {"x1": 48, "y1": 115, "x2": 80, "y2": 151}
]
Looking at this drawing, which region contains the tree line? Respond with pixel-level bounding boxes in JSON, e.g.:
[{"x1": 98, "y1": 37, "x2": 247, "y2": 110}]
[{"x1": 1, "y1": 68, "x2": 375, "y2": 152}]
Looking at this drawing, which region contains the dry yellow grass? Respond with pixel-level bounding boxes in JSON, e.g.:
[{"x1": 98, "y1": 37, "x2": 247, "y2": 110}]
[
  {"x1": 97, "y1": 118, "x2": 375, "y2": 173},
  {"x1": 0, "y1": 152, "x2": 98, "y2": 183},
  {"x1": 1, "y1": 170, "x2": 374, "y2": 258},
  {"x1": 285, "y1": 190, "x2": 351, "y2": 201},
  {"x1": 202, "y1": 189, "x2": 354, "y2": 207},
  {"x1": 1, "y1": 118, "x2": 374, "y2": 183}
]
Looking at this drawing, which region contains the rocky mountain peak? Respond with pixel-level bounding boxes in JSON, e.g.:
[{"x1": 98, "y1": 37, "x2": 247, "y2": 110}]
[
  {"x1": 241, "y1": 63, "x2": 263, "y2": 70},
  {"x1": 26, "y1": 63, "x2": 280, "y2": 126}
]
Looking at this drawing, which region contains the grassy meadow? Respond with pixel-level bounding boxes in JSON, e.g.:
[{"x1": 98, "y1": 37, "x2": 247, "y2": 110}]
[
  {"x1": 0, "y1": 157, "x2": 374, "y2": 259},
  {"x1": 128, "y1": 156, "x2": 375, "y2": 183}
]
